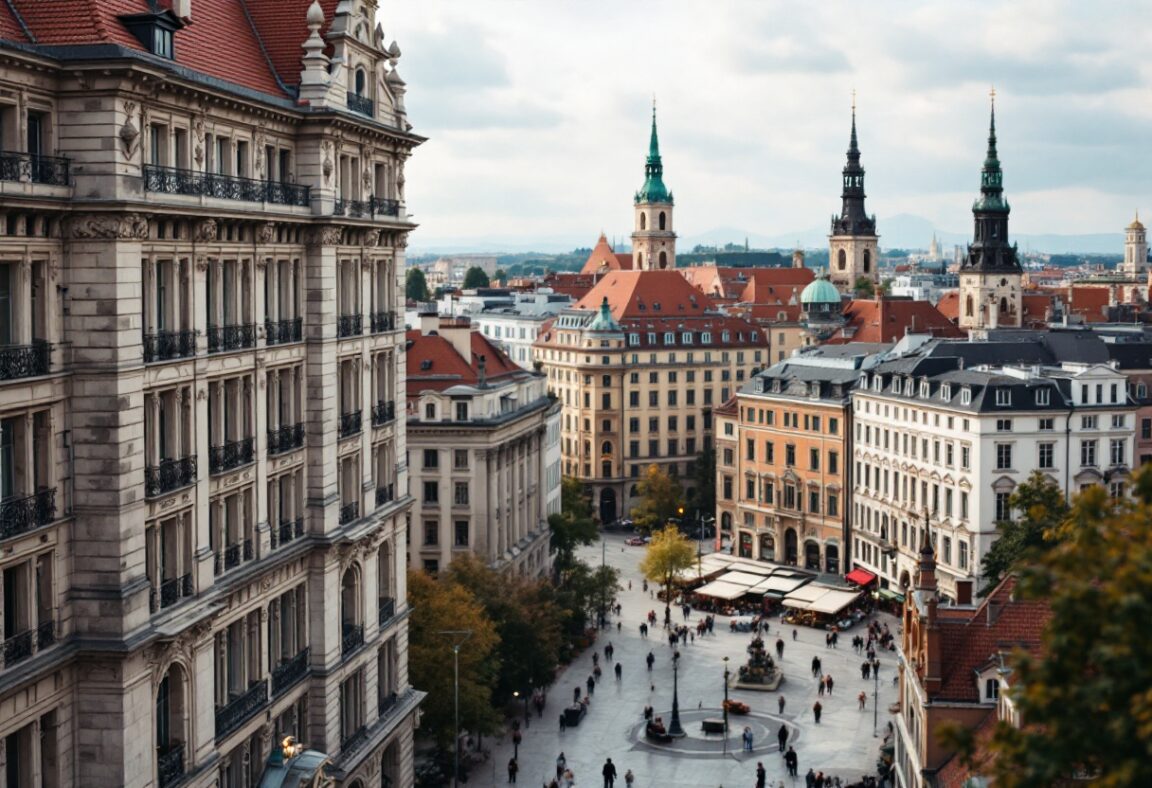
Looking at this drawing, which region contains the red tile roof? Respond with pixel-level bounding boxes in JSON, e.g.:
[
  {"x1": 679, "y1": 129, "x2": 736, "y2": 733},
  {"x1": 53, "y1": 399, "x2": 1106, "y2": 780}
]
[
  {"x1": 580, "y1": 233, "x2": 634, "y2": 275},
  {"x1": 680, "y1": 265, "x2": 813, "y2": 302},
  {"x1": 1021, "y1": 293, "x2": 1055, "y2": 327},
  {"x1": 0, "y1": 3, "x2": 30, "y2": 42},
  {"x1": 935, "y1": 710, "x2": 999, "y2": 788},
  {"x1": 6, "y1": 0, "x2": 342, "y2": 100},
  {"x1": 405, "y1": 328, "x2": 525, "y2": 395},
  {"x1": 573, "y1": 270, "x2": 716, "y2": 319},
  {"x1": 936, "y1": 291, "x2": 960, "y2": 322},
  {"x1": 831, "y1": 298, "x2": 964, "y2": 343},
  {"x1": 1066, "y1": 285, "x2": 1111, "y2": 323},
  {"x1": 730, "y1": 303, "x2": 804, "y2": 324},
  {"x1": 541, "y1": 272, "x2": 597, "y2": 300}
]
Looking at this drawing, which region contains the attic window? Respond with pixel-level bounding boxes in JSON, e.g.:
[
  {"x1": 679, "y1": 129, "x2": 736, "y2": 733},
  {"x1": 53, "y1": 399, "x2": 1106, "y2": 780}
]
[
  {"x1": 119, "y1": 9, "x2": 184, "y2": 60},
  {"x1": 653, "y1": 302, "x2": 662, "y2": 311},
  {"x1": 961, "y1": 388, "x2": 972, "y2": 405},
  {"x1": 420, "y1": 360, "x2": 432, "y2": 371}
]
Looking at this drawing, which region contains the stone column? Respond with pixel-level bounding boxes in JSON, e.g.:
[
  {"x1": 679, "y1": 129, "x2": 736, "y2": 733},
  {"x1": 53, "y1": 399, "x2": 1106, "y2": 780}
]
[{"x1": 304, "y1": 230, "x2": 340, "y2": 537}]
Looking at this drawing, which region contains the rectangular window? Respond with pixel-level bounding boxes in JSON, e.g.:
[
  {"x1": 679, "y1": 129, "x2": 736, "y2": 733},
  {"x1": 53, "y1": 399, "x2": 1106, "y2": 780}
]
[
  {"x1": 423, "y1": 482, "x2": 439, "y2": 503},
  {"x1": 423, "y1": 449, "x2": 438, "y2": 469},
  {"x1": 722, "y1": 476, "x2": 733, "y2": 500},
  {"x1": 996, "y1": 444, "x2": 1012, "y2": 470},
  {"x1": 1038, "y1": 442, "x2": 1054, "y2": 469},
  {"x1": 455, "y1": 402, "x2": 469, "y2": 421},
  {"x1": 745, "y1": 478, "x2": 756, "y2": 500},
  {"x1": 960, "y1": 491, "x2": 969, "y2": 520},
  {"x1": 785, "y1": 444, "x2": 796, "y2": 466},
  {"x1": 649, "y1": 392, "x2": 658, "y2": 407},
  {"x1": 996, "y1": 418, "x2": 1012, "y2": 432},
  {"x1": 828, "y1": 417, "x2": 838, "y2": 435},
  {"x1": 668, "y1": 390, "x2": 678, "y2": 406},
  {"x1": 629, "y1": 441, "x2": 640, "y2": 458},
  {"x1": 423, "y1": 521, "x2": 438, "y2": 546},
  {"x1": 995, "y1": 389, "x2": 1011, "y2": 406},
  {"x1": 1143, "y1": 419, "x2": 1152, "y2": 440},
  {"x1": 995, "y1": 492, "x2": 1012, "y2": 522},
  {"x1": 1110, "y1": 439, "x2": 1125, "y2": 466},
  {"x1": 809, "y1": 448, "x2": 820, "y2": 471},
  {"x1": 746, "y1": 439, "x2": 755, "y2": 461},
  {"x1": 784, "y1": 484, "x2": 796, "y2": 509},
  {"x1": 764, "y1": 481, "x2": 774, "y2": 505},
  {"x1": 808, "y1": 490, "x2": 820, "y2": 514},
  {"x1": 1082, "y1": 415, "x2": 1098, "y2": 430},
  {"x1": 453, "y1": 482, "x2": 469, "y2": 506},
  {"x1": 453, "y1": 449, "x2": 469, "y2": 469},
  {"x1": 1081, "y1": 439, "x2": 1097, "y2": 467},
  {"x1": 1112, "y1": 414, "x2": 1126, "y2": 429},
  {"x1": 629, "y1": 417, "x2": 640, "y2": 433},
  {"x1": 601, "y1": 392, "x2": 611, "y2": 409},
  {"x1": 943, "y1": 536, "x2": 952, "y2": 565},
  {"x1": 452, "y1": 520, "x2": 469, "y2": 547},
  {"x1": 959, "y1": 540, "x2": 969, "y2": 570},
  {"x1": 1039, "y1": 417, "x2": 1055, "y2": 431},
  {"x1": 827, "y1": 492, "x2": 838, "y2": 517}
]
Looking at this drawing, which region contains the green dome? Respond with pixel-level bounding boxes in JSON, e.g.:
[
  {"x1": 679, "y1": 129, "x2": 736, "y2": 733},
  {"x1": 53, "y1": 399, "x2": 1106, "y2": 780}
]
[
  {"x1": 587, "y1": 297, "x2": 622, "y2": 332},
  {"x1": 800, "y1": 278, "x2": 841, "y2": 305}
]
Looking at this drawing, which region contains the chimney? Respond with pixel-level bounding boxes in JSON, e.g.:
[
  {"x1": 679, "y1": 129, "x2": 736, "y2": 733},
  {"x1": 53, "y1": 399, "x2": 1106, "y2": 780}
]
[
  {"x1": 792, "y1": 249, "x2": 805, "y2": 269},
  {"x1": 171, "y1": 0, "x2": 192, "y2": 18},
  {"x1": 437, "y1": 316, "x2": 474, "y2": 363},
  {"x1": 418, "y1": 308, "x2": 438, "y2": 337}
]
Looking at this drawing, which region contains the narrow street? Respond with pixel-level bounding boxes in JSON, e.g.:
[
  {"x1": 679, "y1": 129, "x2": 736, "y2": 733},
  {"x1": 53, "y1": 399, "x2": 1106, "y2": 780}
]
[{"x1": 480, "y1": 533, "x2": 899, "y2": 787}]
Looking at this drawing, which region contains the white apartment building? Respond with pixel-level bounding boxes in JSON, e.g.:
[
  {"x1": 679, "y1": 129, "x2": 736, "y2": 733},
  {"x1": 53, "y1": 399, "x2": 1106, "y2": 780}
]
[
  {"x1": 406, "y1": 316, "x2": 559, "y2": 576},
  {"x1": 852, "y1": 357, "x2": 1134, "y2": 604},
  {"x1": 0, "y1": 2, "x2": 423, "y2": 786}
]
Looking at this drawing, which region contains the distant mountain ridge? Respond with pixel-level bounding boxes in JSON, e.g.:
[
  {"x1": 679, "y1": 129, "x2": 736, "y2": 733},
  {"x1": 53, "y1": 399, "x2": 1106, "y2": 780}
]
[{"x1": 411, "y1": 213, "x2": 1125, "y2": 257}]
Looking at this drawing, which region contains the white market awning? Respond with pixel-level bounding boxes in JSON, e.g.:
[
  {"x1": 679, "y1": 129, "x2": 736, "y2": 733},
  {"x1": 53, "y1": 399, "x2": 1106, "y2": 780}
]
[
  {"x1": 748, "y1": 575, "x2": 811, "y2": 596},
  {"x1": 718, "y1": 571, "x2": 765, "y2": 587},
  {"x1": 806, "y1": 588, "x2": 862, "y2": 616},
  {"x1": 694, "y1": 579, "x2": 751, "y2": 601}
]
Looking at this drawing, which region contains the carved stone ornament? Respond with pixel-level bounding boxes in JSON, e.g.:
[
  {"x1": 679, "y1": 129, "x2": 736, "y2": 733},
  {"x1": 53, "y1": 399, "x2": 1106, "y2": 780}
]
[
  {"x1": 308, "y1": 226, "x2": 344, "y2": 247},
  {"x1": 362, "y1": 167, "x2": 372, "y2": 191},
  {"x1": 120, "y1": 101, "x2": 140, "y2": 159},
  {"x1": 257, "y1": 222, "x2": 276, "y2": 245},
  {"x1": 396, "y1": 232, "x2": 409, "y2": 249},
  {"x1": 193, "y1": 117, "x2": 205, "y2": 167},
  {"x1": 364, "y1": 230, "x2": 381, "y2": 248},
  {"x1": 322, "y1": 141, "x2": 334, "y2": 184},
  {"x1": 194, "y1": 218, "x2": 218, "y2": 243},
  {"x1": 68, "y1": 213, "x2": 149, "y2": 240},
  {"x1": 195, "y1": 255, "x2": 209, "y2": 272}
]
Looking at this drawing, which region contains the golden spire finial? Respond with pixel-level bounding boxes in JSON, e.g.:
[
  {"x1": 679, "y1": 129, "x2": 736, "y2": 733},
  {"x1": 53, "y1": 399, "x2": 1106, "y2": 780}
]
[{"x1": 990, "y1": 85, "x2": 996, "y2": 106}]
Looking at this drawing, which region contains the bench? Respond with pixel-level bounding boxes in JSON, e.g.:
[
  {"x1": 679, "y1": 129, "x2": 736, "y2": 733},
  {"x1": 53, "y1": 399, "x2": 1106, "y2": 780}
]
[{"x1": 701, "y1": 718, "x2": 727, "y2": 734}]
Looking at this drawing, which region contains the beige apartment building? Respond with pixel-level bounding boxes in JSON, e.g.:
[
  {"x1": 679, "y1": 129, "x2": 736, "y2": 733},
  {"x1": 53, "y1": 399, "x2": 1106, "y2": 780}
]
[
  {"x1": 0, "y1": 2, "x2": 422, "y2": 787},
  {"x1": 405, "y1": 315, "x2": 560, "y2": 576}
]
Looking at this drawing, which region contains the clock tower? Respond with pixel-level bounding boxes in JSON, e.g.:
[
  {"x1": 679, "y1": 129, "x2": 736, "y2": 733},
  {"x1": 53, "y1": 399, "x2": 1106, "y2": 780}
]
[
  {"x1": 631, "y1": 103, "x2": 676, "y2": 270},
  {"x1": 829, "y1": 99, "x2": 879, "y2": 293}
]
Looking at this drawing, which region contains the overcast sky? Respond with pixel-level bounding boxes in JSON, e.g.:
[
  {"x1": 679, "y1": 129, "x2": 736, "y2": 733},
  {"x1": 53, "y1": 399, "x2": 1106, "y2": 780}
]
[{"x1": 381, "y1": 1, "x2": 1152, "y2": 249}]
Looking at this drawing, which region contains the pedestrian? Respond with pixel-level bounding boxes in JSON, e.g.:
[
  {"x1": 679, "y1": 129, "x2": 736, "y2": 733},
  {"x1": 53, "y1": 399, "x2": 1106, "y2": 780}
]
[
  {"x1": 811, "y1": 656, "x2": 819, "y2": 677},
  {"x1": 776, "y1": 638, "x2": 784, "y2": 659},
  {"x1": 858, "y1": 691, "x2": 867, "y2": 710},
  {"x1": 813, "y1": 701, "x2": 822, "y2": 724},
  {"x1": 628, "y1": 580, "x2": 632, "y2": 590},
  {"x1": 777, "y1": 724, "x2": 788, "y2": 751},
  {"x1": 805, "y1": 768, "x2": 816, "y2": 788},
  {"x1": 815, "y1": 657, "x2": 822, "y2": 676},
  {"x1": 602, "y1": 757, "x2": 617, "y2": 788},
  {"x1": 559, "y1": 713, "x2": 566, "y2": 732},
  {"x1": 826, "y1": 674, "x2": 834, "y2": 694},
  {"x1": 862, "y1": 661, "x2": 870, "y2": 680},
  {"x1": 593, "y1": 652, "x2": 599, "y2": 667},
  {"x1": 573, "y1": 686, "x2": 581, "y2": 704},
  {"x1": 792, "y1": 628, "x2": 797, "y2": 641},
  {"x1": 563, "y1": 768, "x2": 575, "y2": 788},
  {"x1": 624, "y1": 768, "x2": 634, "y2": 787},
  {"x1": 587, "y1": 675, "x2": 595, "y2": 696},
  {"x1": 825, "y1": 632, "x2": 832, "y2": 649},
  {"x1": 815, "y1": 771, "x2": 826, "y2": 788},
  {"x1": 778, "y1": 695, "x2": 786, "y2": 715},
  {"x1": 557, "y1": 753, "x2": 567, "y2": 779},
  {"x1": 643, "y1": 579, "x2": 648, "y2": 592},
  {"x1": 507, "y1": 757, "x2": 518, "y2": 783},
  {"x1": 606, "y1": 642, "x2": 614, "y2": 661},
  {"x1": 785, "y1": 746, "x2": 798, "y2": 777},
  {"x1": 756, "y1": 761, "x2": 767, "y2": 788},
  {"x1": 743, "y1": 726, "x2": 753, "y2": 751},
  {"x1": 817, "y1": 677, "x2": 825, "y2": 696},
  {"x1": 615, "y1": 662, "x2": 622, "y2": 681},
  {"x1": 646, "y1": 651, "x2": 655, "y2": 671}
]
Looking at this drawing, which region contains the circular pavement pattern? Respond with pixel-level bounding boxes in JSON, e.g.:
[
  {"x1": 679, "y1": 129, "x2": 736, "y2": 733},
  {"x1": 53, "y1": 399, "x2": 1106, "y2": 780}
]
[{"x1": 630, "y1": 709, "x2": 793, "y2": 758}]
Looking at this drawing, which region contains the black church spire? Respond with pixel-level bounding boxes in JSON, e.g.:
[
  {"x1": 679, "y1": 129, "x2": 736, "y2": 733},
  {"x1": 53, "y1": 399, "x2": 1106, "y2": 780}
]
[
  {"x1": 831, "y1": 96, "x2": 876, "y2": 237},
  {"x1": 961, "y1": 93, "x2": 1020, "y2": 273}
]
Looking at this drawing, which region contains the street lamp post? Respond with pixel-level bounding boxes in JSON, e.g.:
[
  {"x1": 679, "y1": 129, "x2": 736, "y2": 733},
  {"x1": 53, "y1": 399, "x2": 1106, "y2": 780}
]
[
  {"x1": 722, "y1": 656, "x2": 731, "y2": 756},
  {"x1": 668, "y1": 650, "x2": 686, "y2": 737},
  {"x1": 873, "y1": 660, "x2": 881, "y2": 737},
  {"x1": 438, "y1": 630, "x2": 472, "y2": 788}
]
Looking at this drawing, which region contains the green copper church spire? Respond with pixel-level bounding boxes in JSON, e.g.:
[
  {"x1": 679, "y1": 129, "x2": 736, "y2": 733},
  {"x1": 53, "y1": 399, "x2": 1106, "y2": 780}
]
[
  {"x1": 635, "y1": 100, "x2": 672, "y2": 205},
  {"x1": 975, "y1": 88, "x2": 1008, "y2": 213}
]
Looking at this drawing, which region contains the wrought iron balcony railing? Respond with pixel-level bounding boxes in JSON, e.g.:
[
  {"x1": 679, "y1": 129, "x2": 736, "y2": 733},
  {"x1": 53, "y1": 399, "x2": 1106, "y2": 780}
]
[
  {"x1": 209, "y1": 437, "x2": 255, "y2": 475},
  {"x1": 341, "y1": 622, "x2": 365, "y2": 657},
  {"x1": 267, "y1": 423, "x2": 305, "y2": 456},
  {"x1": 339, "y1": 501, "x2": 360, "y2": 525},
  {"x1": 0, "y1": 150, "x2": 70, "y2": 185},
  {"x1": 375, "y1": 483, "x2": 395, "y2": 508},
  {"x1": 0, "y1": 488, "x2": 57, "y2": 540},
  {"x1": 370, "y1": 311, "x2": 397, "y2": 334},
  {"x1": 333, "y1": 196, "x2": 401, "y2": 218},
  {"x1": 378, "y1": 596, "x2": 396, "y2": 627},
  {"x1": 151, "y1": 573, "x2": 194, "y2": 613},
  {"x1": 337, "y1": 314, "x2": 363, "y2": 338},
  {"x1": 371, "y1": 400, "x2": 396, "y2": 427},
  {"x1": 144, "y1": 329, "x2": 198, "y2": 363},
  {"x1": 1, "y1": 619, "x2": 53, "y2": 668},
  {"x1": 271, "y1": 647, "x2": 310, "y2": 696},
  {"x1": 0, "y1": 341, "x2": 51, "y2": 381},
  {"x1": 215, "y1": 679, "x2": 269, "y2": 740},
  {"x1": 214, "y1": 538, "x2": 254, "y2": 575},
  {"x1": 271, "y1": 517, "x2": 305, "y2": 549},
  {"x1": 143, "y1": 164, "x2": 310, "y2": 206},
  {"x1": 156, "y1": 742, "x2": 185, "y2": 788},
  {"x1": 264, "y1": 316, "x2": 303, "y2": 346},
  {"x1": 346, "y1": 91, "x2": 374, "y2": 117},
  {"x1": 340, "y1": 410, "x2": 362, "y2": 438},
  {"x1": 145, "y1": 456, "x2": 197, "y2": 498},
  {"x1": 207, "y1": 323, "x2": 256, "y2": 354}
]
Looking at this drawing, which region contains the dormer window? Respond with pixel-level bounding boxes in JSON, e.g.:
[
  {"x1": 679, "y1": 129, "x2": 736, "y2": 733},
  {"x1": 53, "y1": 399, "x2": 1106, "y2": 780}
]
[
  {"x1": 961, "y1": 388, "x2": 972, "y2": 405},
  {"x1": 119, "y1": 9, "x2": 184, "y2": 60},
  {"x1": 995, "y1": 389, "x2": 1012, "y2": 407},
  {"x1": 1036, "y1": 388, "x2": 1050, "y2": 406},
  {"x1": 941, "y1": 384, "x2": 952, "y2": 401},
  {"x1": 919, "y1": 381, "x2": 930, "y2": 398}
]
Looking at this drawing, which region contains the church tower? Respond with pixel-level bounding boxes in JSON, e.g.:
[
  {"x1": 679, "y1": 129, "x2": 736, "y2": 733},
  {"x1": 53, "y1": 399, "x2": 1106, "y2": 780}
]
[
  {"x1": 829, "y1": 99, "x2": 879, "y2": 293},
  {"x1": 1123, "y1": 213, "x2": 1148, "y2": 275},
  {"x1": 632, "y1": 104, "x2": 676, "y2": 270},
  {"x1": 958, "y1": 94, "x2": 1022, "y2": 330}
]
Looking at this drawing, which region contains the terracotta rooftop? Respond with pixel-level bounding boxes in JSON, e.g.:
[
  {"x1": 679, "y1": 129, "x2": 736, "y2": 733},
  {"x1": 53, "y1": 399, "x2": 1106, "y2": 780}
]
[
  {"x1": 3, "y1": 0, "x2": 341, "y2": 101},
  {"x1": 405, "y1": 328, "x2": 525, "y2": 395},
  {"x1": 680, "y1": 265, "x2": 813, "y2": 302},
  {"x1": 936, "y1": 291, "x2": 960, "y2": 322},
  {"x1": 830, "y1": 298, "x2": 964, "y2": 343},
  {"x1": 580, "y1": 234, "x2": 635, "y2": 275},
  {"x1": 573, "y1": 270, "x2": 718, "y2": 319}
]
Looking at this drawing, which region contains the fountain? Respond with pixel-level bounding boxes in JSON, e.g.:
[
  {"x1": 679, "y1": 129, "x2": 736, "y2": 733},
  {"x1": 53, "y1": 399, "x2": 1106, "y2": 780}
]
[{"x1": 733, "y1": 635, "x2": 783, "y2": 691}]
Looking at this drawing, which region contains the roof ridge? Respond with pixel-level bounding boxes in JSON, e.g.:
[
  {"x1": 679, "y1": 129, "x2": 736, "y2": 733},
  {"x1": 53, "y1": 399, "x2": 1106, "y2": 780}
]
[
  {"x1": 3, "y1": 0, "x2": 33, "y2": 42},
  {"x1": 237, "y1": 0, "x2": 294, "y2": 98}
]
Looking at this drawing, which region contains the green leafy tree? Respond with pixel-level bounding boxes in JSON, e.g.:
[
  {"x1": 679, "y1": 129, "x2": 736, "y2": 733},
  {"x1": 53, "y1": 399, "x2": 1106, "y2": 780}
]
[
  {"x1": 550, "y1": 477, "x2": 599, "y2": 576},
  {"x1": 493, "y1": 268, "x2": 508, "y2": 282},
  {"x1": 407, "y1": 570, "x2": 501, "y2": 750},
  {"x1": 980, "y1": 471, "x2": 1152, "y2": 786},
  {"x1": 853, "y1": 276, "x2": 875, "y2": 297},
  {"x1": 630, "y1": 464, "x2": 684, "y2": 532},
  {"x1": 554, "y1": 559, "x2": 621, "y2": 641},
  {"x1": 405, "y1": 267, "x2": 430, "y2": 301},
  {"x1": 980, "y1": 470, "x2": 1069, "y2": 595},
  {"x1": 443, "y1": 555, "x2": 563, "y2": 702},
  {"x1": 462, "y1": 266, "x2": 490, "y2": 288},
  {"x1": 639, "y1": 525, "x2": 697, "y2": 619}
]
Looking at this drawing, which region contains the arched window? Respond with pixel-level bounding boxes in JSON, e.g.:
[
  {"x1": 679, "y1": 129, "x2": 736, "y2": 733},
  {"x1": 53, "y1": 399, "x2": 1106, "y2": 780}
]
[
  {"x1": 156, "y1": 664, "x2": 188, "y2": 785},
  {"x1": 341, "y1": 565, "x2": 362, "y2": 647},
  {"x1": 636, "y1": 253, "x2": 643, "y2": 268},
  {"x1": 355, "y1": 69, "x2": 367, "y2": 97},
  {"x1": 863, "y1": 249, "x2": 871, "y2": 273},
  {"x1": 658, "y1": 211, "x2": 667, "y2": 230},
  {"x1": 601, "y1": 441, "x2": 613, "y2": 455},
  {"x1": 658, "y1": 251, "x2": 668, "y2": 269},
  {"x1": 1000, "y1": 296, "x2": 1009, "y2": 315},
  {"x1": 837, "y1": 249, "x2": 847, "y2": 270},
  {"x1": 965, "y1": 295, "x2": 974, "y2": 317},
  {"x1": 640, "y1": 213, "x2": 647, "y2": 230}
]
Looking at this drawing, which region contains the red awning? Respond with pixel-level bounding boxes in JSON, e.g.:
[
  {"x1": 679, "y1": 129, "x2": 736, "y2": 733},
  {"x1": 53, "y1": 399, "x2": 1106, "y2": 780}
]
[{"x1": 845, "y1": 568, "x2": 877, "y2": 586}]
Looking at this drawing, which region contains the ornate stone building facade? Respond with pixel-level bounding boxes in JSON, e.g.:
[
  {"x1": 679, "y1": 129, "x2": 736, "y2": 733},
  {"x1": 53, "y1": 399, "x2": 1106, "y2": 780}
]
[
  {"x1": 0, "y1": 1, "x2": 421, "y2": 786},
  {"x1": 406, "y1": 314, "x2": 559, "y2": 576}
]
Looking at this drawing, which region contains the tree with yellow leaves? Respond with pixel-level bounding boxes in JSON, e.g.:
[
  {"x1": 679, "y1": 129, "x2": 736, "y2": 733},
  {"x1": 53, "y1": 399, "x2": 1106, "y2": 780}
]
[{"x1": 639, "y1": 524, "x2": 697, "y2": 620}]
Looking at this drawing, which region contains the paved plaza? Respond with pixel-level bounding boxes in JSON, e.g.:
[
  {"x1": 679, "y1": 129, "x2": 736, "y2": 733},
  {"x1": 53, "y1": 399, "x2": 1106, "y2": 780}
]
[{"x1": 478, "y1": 534, "x2": 899, "y2": 787}]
